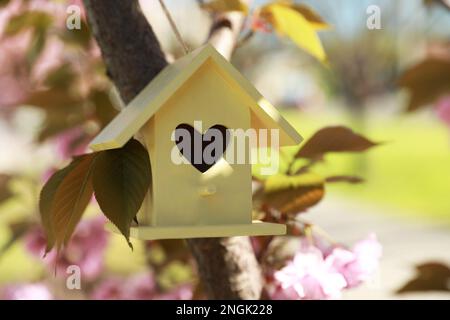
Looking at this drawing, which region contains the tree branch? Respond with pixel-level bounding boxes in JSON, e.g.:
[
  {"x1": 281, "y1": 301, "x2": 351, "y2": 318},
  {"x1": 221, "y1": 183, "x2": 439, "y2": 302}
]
[
  {"x1": 83, "y1": 0, "x2": 167, "y2": 104},
  {"x1": 438, "y1": 0, "x2": 450, "y2": 11},
  {"x1": 83, "y1": 0, "x2": 262, "y2": 300},
  {"x1": 207, "y1": 12, "x2": 247, "y2": 59}
]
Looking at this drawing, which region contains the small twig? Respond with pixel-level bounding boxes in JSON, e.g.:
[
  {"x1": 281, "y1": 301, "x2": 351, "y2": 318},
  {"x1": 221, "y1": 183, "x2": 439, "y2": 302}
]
[{"x1": 437, "y1": 0, "x2": 450, "y2": 11}]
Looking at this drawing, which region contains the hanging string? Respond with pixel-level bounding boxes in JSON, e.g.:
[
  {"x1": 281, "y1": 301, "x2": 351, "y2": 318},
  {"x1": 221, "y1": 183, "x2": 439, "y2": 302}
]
[{"x1": 157, "y1": 0, "x2": 190, "y2": 54}]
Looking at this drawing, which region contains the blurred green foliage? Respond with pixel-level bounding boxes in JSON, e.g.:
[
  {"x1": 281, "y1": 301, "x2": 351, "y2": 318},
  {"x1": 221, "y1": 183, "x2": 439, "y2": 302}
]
[{"x1": 281, "y1": 111, "x2": 450, "y2": 223}]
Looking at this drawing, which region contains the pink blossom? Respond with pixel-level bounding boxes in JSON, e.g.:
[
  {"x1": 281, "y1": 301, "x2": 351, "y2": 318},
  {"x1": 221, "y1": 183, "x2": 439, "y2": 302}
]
[
  {"x1": 436, "y1": 96, "x2": 450, "y2": 126},
  {"x1": 327, "y1": 233, "x2": 382, "y2": 288},
  {"x1": 2, "y1": 283, "x2": 53, "y2": 300},
  {"x1": 91, "y1": 273, "x2": 156, "y2": 300},
  {"x1": 124, "y1": 273, "x2": 157, "y2": 300},
  {"x1": 32, "y1": 37, "x2": 65, "y2": 81},
  {"x1": 153, "y1": 284, "x2": 193, "y2": 300},
  {"x1": 269, "y1": 284, "x2": 300, "y2": 300},
  {"x1": 0, "y1": 33, "x2": 31, "y2": 107},
  {"x1": 24, "y1": 216, "x2": 108, "y2": 280},
  {"x1": 54, "y1": 126, "x2": 89, "y2": 160},
  {"x1": 0, "y1": 0, "x2": 92, "y2": 109},
  {"x1": 272, "y1": 245, "x2": 347, "y2": 300},
  {"x1": 91, "y1": 272, "x2": 192, "y2": 300},
  {"x1": 91, "y1": 275, "x2": 156, "y2": 300},
  {"x1": 41, "y1": 167, "x2": 56, "y2": 183},
  {"x1": 90, "y1": 278, "x2": 124, "y2": 300},
  {"x1": 269, "y1": 234, "x2": 382, "y2": 299}
]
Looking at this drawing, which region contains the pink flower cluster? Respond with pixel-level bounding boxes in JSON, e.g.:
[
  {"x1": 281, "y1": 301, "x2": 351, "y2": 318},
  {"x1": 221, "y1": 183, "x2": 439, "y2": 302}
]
[
  {"x1": 270, "y1": 233, "x2": 382, "y2": 300},
  {"x1": 91, "y1": 273, "x2": 193, "y2": 300},
  {"x1": 24, "y1": 216, "x2": 108, "y2": 280},
  {"x1": 1, "y1": 283, "x2": 53, "y2": 300},
  {"x1": 436, "y1": 96, "x2": 450, "y2": 126},
  {"x1": 55, "y1": 126, "x2": 90, "y2": 160}
]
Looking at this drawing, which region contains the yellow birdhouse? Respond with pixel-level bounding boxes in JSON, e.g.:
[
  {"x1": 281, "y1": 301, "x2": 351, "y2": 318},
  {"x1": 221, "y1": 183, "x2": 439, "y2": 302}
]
[{"x1": 89, "y1": 44, "x2": 302, "y2": 240}]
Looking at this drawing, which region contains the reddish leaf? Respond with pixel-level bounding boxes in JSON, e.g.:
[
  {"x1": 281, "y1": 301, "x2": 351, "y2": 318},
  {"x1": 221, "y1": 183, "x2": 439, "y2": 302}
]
[
  {"x1": 25, "y1": 88, "x2": 81, "y2": 110},
  {"x1": 325, "y1": 175, "x2": 364, "y2": 184},
  {"x1": 296, "y1": 126, "x2": 378, "y2": 160},
  {"x1": 39, "y1": 162, "x2": 79, "y2": 253},
  {"x1": 5, "y1": 11, "x2": 53, "y2": 36},
  {"x1": 398, "y1": 58, "x2": 450, "y2": 111},
  {"x1": 89, "y1": 89, "x2": 119, "y2": 128},
  {"x1": 51, "y1": 154, "x2": 97, "y2": 249},
  {"x1": 260, "y1": 173, "x2": 325, "y2": 215},
  {"x1": 44, "y1": 64, "x2": 77, "y2": 89},
  {"x1": 0, "y1": 0, "x2": 11, "y2": 8},
  {"x1": 397, "y1": 262, "x2": 450, "y2": 293},
  {"x1": 0, "y1": 174, "x2": 13, "y2": 204}
]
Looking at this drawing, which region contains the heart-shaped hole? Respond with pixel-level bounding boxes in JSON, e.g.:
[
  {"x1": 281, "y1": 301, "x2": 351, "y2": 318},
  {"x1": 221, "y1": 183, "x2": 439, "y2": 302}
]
[{"x1": 175, "y1": 124, "x2": 231, "y2": 173}]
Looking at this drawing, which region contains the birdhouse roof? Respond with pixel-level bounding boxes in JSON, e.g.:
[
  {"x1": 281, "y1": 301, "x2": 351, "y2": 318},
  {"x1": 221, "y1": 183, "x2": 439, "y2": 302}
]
[{"x1": 89, "y1": 44, "x2": 302, "y2": 151}]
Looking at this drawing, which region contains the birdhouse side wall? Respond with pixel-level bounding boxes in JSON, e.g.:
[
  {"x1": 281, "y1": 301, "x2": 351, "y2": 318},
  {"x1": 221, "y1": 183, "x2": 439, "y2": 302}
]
[{"x1": 151, "y1": 60, "x2": 253, "y2": 227}]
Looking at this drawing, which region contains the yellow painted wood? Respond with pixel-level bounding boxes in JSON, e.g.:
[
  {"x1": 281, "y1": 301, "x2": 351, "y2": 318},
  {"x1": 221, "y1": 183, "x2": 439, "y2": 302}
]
[
  {"x1": 106, "y1": 221, "x2": 286, "y2": 240},
  {"x1": 151, "y1": 60, "x2": 252, "y2": 226},
  {"x1": 88, "y1": 44, "x2": 303, "y2": 239},
  {"x1": 89, "y1": 44, "x2": 302, "y2": 152}
]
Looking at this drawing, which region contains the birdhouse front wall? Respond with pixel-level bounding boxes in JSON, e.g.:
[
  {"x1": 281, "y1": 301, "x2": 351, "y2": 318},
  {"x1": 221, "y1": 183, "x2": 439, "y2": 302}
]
[{"x1": 145, "y1": 60, "x2": 253, "y2": 227}]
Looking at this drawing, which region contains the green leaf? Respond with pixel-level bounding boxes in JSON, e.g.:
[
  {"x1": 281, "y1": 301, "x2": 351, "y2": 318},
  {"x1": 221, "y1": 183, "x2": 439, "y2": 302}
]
[
  {"x1": 258, "y1": 173, "x2": 325, "y2": 215},
  {"x1": 5, "y1": 11, "x2": 53, "y2": 36},
  {"x1": 93, "y1": 139, "x2": 151, "y2": 248},
  {"x1": 295, "y1": 126, "x2": 379, "y2": 160},
  {"x1": 26, "y1": 28, "x2": 47, "y2": 66},
  {"x1": 39, "y1": 155, "x2": 97, "y2": 253},
  {"x1": 50, "y1": 154, "x2": 97, "y2": 249},
  {"x1": 58, "y1": 19, "x2": 91, "y2": 48},
  {"x1": 25, "y1": 87, "x2": 85, "y2": 141},
  {"x1": 258, "y1": 2, "x2": 327, "y2": 62},
  {"x1": 44, "y1": 64, "x2": 77, "y2": 89},
  {"x1": 0, "y1": 0, "x2": 11, "y2": 8},
  {"x1": 89, "y1": 89, "x2": 119, "y2": 128}
]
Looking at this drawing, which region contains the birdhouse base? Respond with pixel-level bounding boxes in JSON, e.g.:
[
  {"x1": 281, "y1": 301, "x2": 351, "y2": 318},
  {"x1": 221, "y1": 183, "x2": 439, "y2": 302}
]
[{"x1": 105, "y1": 221, "x2": 286, "y2": 240}]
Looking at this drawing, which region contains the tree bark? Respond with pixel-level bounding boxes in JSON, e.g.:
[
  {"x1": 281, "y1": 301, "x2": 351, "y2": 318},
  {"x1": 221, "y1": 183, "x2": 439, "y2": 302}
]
[
  {"x1": 83, "y1": 0, "x2": 262, "y2": 300},
  {"x1": 83, "y1": 0, "x2": 167, "y2": 105}
]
